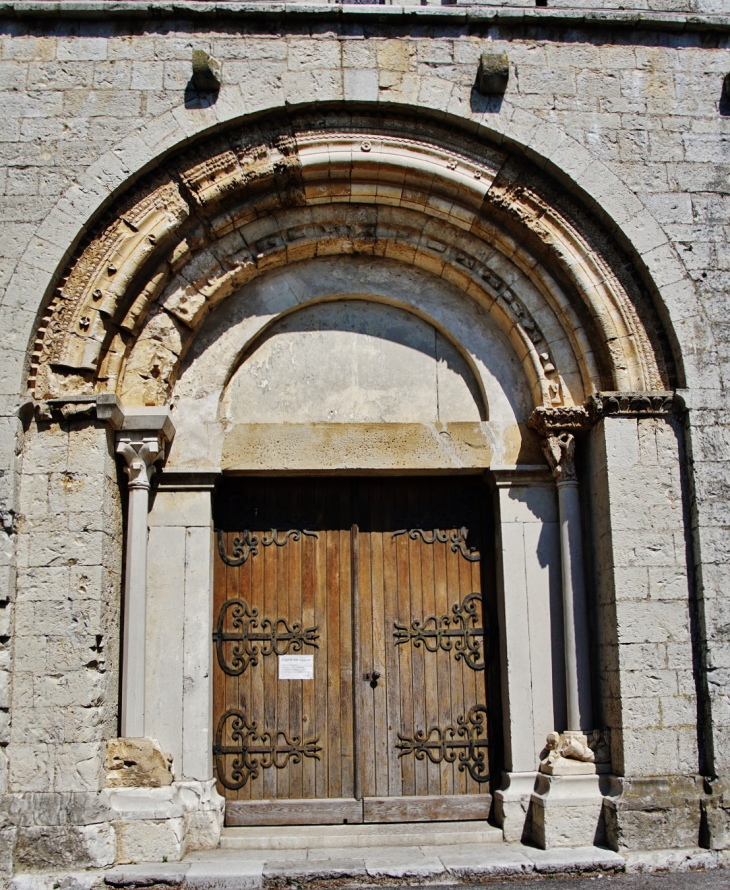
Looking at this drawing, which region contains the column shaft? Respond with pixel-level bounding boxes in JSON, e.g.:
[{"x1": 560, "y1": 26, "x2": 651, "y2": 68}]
[
  {"x1": 121, "y1": 483, "x2": 150, "y2": 737},
  {"x1": 557, "y1": 479, "x2": 593, "y2": 732}
]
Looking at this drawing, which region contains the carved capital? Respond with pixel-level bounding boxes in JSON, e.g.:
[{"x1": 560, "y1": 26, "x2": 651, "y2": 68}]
[
  {"x1": 587, "y1": 391, "x2": 679, "y2": 419},
  {"x1": 116, "y1": 434, "x2": 164, "y2": 490},
  {"x1": 542, "y1": 432, "x2": 577, "y2": 482}
]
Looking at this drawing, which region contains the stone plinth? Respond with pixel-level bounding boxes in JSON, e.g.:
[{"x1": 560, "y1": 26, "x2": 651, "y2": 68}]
[{"x1": 530, "y1": 774, "x2": 618, "y2": 849}]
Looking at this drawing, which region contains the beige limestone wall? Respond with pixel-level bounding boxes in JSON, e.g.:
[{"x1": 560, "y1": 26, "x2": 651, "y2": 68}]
[
  {"x1": 587, "y1": 415, "x2": 697, "y2": 778},
  {"x1": 8, "y1": 419, "x2": 122, "y2": 871}
]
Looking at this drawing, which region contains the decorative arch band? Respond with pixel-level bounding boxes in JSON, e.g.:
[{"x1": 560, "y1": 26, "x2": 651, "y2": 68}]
[{"x1": 30, "y1": 111, "x2": 674, "y2": 410}]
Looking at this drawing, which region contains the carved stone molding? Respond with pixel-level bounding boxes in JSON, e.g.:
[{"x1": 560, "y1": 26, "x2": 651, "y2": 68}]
[
  {"x1": 527, "y1": 405, "x2": 592, "y2": 438},
  {"x1": 110, "y1": 402, "x2": 176, "y2": 489},
  {"x1": 587, "y1": 391, "x2": 679, "y2": 419},
  {"x1": 28, "y1": 113, "x2": 671, "y2": 412},
  {"x1": 528, "y1": 391, "x2": 680, "y2": 445}
]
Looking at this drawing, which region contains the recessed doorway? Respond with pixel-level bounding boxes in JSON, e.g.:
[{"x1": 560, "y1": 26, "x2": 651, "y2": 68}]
[{"x1": 212, "y1": 476, "x2": 500, "y2": 826}]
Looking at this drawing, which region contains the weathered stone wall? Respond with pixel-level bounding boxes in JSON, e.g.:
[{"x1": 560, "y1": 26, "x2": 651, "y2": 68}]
[
  {"x1": 0, "y1": 2, "x2": 728, "y2": 868},
  {"x1": 6, "y1": 419, "x2": 122, "y2": 874}
]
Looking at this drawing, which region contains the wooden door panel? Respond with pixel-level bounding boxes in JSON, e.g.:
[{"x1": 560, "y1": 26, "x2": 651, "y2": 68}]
[
  {"x1": 213, "y1": 479, "x2": 356, "y2": 815},
  {"x1": 213, "y1": 476, "x2": 496, "y2": 824},
  {"x1": 357, "y1": 478, "x2": 492, "y2": 801}
]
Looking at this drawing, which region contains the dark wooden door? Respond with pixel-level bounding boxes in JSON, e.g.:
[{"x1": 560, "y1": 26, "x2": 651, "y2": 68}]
[
  {"x1": 355, "y1": 478, "x2": 494, "y2": 822},
  {"x1": 213, "y1": 477, "x2": 497, "y2": 826}
]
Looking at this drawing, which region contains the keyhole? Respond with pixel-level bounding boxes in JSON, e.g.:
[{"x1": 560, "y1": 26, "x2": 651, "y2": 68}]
[{"x1": 365, "y1": 670, "x2": 381, "y2": 689}]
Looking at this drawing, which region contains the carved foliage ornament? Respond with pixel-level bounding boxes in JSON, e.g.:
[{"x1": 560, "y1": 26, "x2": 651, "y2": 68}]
[
  {"x1": 542, "y1": 432, "x2": 577, "y2": 483},
  {"x1": 588, "y1": 391, "x2": 677, "y2": 418},
  {"x1": 115, "y1": 434, "x2": 164, "y2": 490}
]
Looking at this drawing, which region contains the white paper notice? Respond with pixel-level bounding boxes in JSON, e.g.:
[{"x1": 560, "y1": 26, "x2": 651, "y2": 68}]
[{"x1": 278, "y1": 654, "x2": 314, "y2": 680}]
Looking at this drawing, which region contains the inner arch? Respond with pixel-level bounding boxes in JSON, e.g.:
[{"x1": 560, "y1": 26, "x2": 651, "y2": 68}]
[{"x1": 226, "y1": 298, "x2": 487, "y2": 424}]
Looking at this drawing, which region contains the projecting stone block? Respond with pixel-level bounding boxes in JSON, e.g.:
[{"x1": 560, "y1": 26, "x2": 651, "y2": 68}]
[
  {"x1": 105, "y1": 738, "x2": 173, "y2": 788},
  {"x1": 477, "y1": 53, "x2": 509, "y2": 96},
  {"x1": 191, "y1": 49, "x2": 221, "y2": 92}
]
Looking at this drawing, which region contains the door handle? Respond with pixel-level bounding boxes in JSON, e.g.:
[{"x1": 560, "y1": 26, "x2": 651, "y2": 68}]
[{"x1": 364, "y1": 670, "x2": 381, "y2": 689}]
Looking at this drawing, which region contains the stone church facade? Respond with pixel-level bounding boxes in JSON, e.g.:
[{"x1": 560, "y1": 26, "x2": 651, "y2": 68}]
[{"x1": 0, "y1": 0, "x2": 728, "y2": 879}]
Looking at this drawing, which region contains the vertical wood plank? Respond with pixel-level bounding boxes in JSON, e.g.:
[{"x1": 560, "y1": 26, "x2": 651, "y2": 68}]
[
  {"x1": 340, "y1": 483, "x2": 354, "y2": 799},
  {"x1": 419, "y1": 480, "x2": 440, "y2": 796},
  {"x1": 394, "y1": 481, "x2": 415, "y2": 797},
  {"x1": 358, "y1": 481, "x2": 375, "y2": 799},
  {"x1": 326, "y1": 486, "x2": 342, "y2": 799},
  {"x1": 301, "y1": 485, "x2": 317, "y2": 800}
]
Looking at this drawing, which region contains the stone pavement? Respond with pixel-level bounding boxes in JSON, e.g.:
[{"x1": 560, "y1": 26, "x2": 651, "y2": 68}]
[
  {"x1": 8, "y1": 843, "x2": 730, "y2": 890},
  {"x1": 98, "y1": 844, "x2": 685, "y2": 890}
]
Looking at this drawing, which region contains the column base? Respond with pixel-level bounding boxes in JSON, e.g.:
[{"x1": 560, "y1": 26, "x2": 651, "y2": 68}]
[
  {"x1": 530, "y1": 773, "x2": 619, "y2": 849},
  {"x1": 105, "y1": 779, "x2": 225, "y2": 863},
  {"x1": 494, "y1": 772, "x2": 538, "y2": 843}
]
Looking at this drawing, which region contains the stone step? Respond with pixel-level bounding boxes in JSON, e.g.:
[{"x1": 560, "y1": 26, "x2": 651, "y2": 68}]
[{"x1": 220, "y1": 820, "x2": 504, "y2": 850}]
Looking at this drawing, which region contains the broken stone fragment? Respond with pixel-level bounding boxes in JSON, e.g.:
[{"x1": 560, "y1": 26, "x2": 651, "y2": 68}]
[{"x1": 105, "y1": 737, "x2": 174, "y2": 788}]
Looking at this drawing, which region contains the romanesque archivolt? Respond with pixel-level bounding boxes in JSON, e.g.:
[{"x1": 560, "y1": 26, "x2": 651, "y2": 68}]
[{"x1": 30, "y1": 113, "x2": 673, "y2": 410}]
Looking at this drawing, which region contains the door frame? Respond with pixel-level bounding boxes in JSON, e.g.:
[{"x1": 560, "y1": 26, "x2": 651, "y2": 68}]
[{"x1": 142, "y1": 465, "x2": 565, "y2": 823}]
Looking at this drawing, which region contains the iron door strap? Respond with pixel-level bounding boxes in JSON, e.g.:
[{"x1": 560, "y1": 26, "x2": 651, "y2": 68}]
[
  {"x1": 214, "y1": 709, "x2": 322, "y2": 790},
  {"x1": 213, "y1": 598, "x2": 319, "y2": 675},
  {"x1": 396, "y1": 705, "x2": 489, "y2": 783},
  {"x1": 216, "y1": 527, "x2": 319, "y2": 567},
  {"x1": 391, "y1": 526, "x2": 480, "y2": 562},
  {"x1": 393, "y1": 592, "x2": 488, "y2": 670}
]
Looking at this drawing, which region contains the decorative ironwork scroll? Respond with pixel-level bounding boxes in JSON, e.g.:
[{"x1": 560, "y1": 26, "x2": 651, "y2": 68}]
[
  {"x1": 217, "y1": 527, "x2": 319, "y2": 567},
  {"x1": 396, "y1": 705, "x2": 489, "y2": 783},
  {"x1": 391, "y1": 527, "x2": 480, "y2": 562},
  {"x1": 393, "y1": 592, "x2": 486, "y2": 671},
  {"x1": 213, "y1": 598, "x2": 319, "y2": 675},
  {"x1": 214, "y1": 709, "x2": 322, "y2": 790}
]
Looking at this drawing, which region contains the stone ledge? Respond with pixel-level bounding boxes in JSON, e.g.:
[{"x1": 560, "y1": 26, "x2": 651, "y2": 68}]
[
  {"x1": 0, "y1": 1, "x2": 729, "y2": 32},
  {"x1": 14, "y1": 844, "x2": 730, "y2": 889}
]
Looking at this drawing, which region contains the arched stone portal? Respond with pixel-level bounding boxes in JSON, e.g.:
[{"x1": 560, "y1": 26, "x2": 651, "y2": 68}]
[{"x1": 19, "y1": 110, "x2": 691, "y2": 857}]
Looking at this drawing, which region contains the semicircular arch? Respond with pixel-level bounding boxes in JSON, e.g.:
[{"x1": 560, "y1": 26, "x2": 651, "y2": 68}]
[{"x1": 28, "y1": 110, "x2": 679, "y2": 416}]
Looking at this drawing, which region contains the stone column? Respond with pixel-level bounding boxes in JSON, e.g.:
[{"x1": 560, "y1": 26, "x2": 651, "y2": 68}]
[
  {"x1": 116, "y1": 435, "x2": 165, "y2": 737},
  {"x1": 107, "y1": 405, "x2": 176, "y2": 738},
  {"x1": 529, "y1": 408, "x2": 595, "y2": 747},
  {"x1": 543, "y1": 431, "x2": 593, "y2": 733}
]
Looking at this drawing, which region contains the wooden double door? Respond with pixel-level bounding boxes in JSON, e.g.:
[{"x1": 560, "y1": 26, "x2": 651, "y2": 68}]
[{"x1": 213, "y1": 477, "x2": 500, "y2": 825}]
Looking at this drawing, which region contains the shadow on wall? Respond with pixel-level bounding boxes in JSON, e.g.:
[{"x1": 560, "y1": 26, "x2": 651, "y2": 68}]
[
  {"x1": 720, "y1": 75, "x2": 730, "y2": 116},
  {"x1": 470, "y1": 88, "x2": 504, "y2": 115}
]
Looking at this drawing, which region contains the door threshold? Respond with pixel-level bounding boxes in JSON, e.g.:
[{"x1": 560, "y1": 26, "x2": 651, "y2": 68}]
[{"x1": 220, "y1": 820, "x2": 503, "y2": 850}]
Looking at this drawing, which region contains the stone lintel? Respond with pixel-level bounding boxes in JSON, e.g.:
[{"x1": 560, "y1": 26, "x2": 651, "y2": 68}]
[
  {"x1": 220, "y1": 421, "x2": 542, "y2": 472},
  {"x1": 157, "y1": 468, "x2": 221, "y2": 491},
  {"x1": 490, "y1": 465, "x2": 554, "y2": 487}
]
